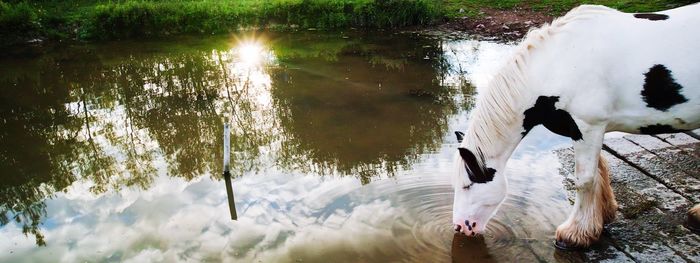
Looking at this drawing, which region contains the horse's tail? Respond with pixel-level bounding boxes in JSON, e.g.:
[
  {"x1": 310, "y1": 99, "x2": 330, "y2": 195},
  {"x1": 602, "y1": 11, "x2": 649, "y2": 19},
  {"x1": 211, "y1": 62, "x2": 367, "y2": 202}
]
[{"x1": 597, "y1": 153, "x2": 617, "y2": 224}]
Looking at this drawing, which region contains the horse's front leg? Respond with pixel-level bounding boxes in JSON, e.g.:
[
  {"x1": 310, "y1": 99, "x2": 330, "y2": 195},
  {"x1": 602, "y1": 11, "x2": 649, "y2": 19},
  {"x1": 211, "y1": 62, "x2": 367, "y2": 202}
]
[{"x1": 555, "y1": 123, "x2": 617, "y2": 249}]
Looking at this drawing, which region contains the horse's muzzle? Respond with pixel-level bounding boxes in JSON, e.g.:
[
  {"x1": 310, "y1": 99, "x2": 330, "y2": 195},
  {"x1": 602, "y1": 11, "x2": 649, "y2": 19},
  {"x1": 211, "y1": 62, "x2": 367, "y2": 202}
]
[{"x1": 454, "y1": 220, "x2": 478, "y2": 236}]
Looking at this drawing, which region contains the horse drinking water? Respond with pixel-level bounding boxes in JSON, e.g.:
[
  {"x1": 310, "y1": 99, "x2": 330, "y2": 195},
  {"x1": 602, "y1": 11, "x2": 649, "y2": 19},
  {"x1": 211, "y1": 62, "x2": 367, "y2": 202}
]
[{"x1": 452, "y1": 4, "x2": 700, "y2": 249}]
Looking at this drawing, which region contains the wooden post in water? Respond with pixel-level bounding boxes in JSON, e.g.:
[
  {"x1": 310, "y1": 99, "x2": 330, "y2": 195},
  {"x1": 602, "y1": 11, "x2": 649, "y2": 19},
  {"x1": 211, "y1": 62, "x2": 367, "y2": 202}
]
[{"x1": 223, "y1": 123, "x2": 237, "y2": 220}]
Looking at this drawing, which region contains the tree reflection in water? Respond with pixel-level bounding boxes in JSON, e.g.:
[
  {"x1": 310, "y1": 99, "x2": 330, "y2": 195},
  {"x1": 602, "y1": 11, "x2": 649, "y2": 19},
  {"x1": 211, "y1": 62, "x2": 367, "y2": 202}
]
[
  {"x1": 271, "y1": 34, "x2": 460, "y2": 183},
  {"x1": 0, "y1": 32, "x2": 471, "y2": 246}
]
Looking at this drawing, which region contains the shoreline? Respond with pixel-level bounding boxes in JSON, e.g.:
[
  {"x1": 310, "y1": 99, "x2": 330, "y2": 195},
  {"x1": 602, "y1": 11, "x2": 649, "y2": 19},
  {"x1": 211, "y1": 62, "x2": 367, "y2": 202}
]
[{"x1": 435, "y1": 7, "x2": 553, "y2": 42}]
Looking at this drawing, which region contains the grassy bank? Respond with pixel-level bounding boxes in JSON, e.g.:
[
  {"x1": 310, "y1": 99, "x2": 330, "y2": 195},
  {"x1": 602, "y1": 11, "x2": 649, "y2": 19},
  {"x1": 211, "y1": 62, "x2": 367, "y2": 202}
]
[
  {"x1": 442, "y1": 0, "x2": 699, "y2": 18},
  {"x1": 85, "y1": 0, "x2": 442, "y2": 39},
  {"x1": 1, "y1": 0, "x2": 697, "y2": 46},
  {"x1": 0, "y1": 0, "x2": 441, "y2": 45}
]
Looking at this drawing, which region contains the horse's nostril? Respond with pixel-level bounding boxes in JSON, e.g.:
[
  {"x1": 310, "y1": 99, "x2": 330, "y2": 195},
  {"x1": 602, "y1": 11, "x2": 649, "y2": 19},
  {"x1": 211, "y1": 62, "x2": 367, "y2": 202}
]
[
  {"x1": 472, "y1": 222, "x2": 476, "y2": 228},
  {"x1": 455, "y1": 224, "x2": 462, "y2": 232}
]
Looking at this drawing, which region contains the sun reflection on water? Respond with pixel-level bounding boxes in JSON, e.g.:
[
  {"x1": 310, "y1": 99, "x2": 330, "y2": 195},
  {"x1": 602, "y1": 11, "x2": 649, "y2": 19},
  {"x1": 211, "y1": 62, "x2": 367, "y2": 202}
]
[
  {"x1": 237, "y1": 42, "x2": 264, "y2": 65},
  {"x1": 233, "y1": 37, "x2": 273, "y2": 67}
]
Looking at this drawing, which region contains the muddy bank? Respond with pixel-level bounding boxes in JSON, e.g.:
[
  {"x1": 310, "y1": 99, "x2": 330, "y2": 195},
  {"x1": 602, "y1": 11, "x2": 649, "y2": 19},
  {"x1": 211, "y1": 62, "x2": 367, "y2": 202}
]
[{"x1": 436, "y1": 7, "x2": 554, "y2": 42}]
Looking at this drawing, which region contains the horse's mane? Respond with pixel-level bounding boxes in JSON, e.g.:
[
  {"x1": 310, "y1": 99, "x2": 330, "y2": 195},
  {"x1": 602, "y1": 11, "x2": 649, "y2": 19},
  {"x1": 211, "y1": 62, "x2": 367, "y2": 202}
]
[{"x1": 462, "y1": 5, "x2": 617, "y2": 155}]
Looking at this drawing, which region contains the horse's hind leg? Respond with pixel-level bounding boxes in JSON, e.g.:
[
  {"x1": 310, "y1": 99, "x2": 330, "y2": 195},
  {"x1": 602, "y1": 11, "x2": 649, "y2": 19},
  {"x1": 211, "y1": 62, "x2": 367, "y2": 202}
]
[
  {"x1": 555, "y1": 123, "x2": 617, "y2": 249},
  {"x1": 688, "y1": 204, "x2": 700, "y2": 233}
]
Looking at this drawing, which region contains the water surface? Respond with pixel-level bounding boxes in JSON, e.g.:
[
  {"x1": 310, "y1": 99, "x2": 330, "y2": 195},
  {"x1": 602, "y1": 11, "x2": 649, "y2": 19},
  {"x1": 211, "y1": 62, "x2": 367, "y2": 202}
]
[{"x1": 0, "y1": 31, "x2": 578, "y2": 262}]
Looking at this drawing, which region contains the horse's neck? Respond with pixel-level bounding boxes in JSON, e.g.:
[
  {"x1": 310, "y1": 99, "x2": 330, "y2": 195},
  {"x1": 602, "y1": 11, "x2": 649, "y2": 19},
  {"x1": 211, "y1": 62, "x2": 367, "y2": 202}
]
[
  {"x1": 461, "y1": 38, "x2": 549, "y2": 164},
  {"x1": 463, "y1": 87, "x2": 533, "y2": 164}
]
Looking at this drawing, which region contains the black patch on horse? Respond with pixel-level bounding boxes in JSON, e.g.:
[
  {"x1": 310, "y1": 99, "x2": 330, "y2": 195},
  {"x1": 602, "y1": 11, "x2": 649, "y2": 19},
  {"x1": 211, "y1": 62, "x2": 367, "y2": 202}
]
[
  {"x1": 641, "y1": 64, "x2": 688, "y2": 111},
  {"x1": 639, "y1": 124, "x2": 686, "y2": 134},
  {"x1": 458, "y1": 147, "x2": 495, "y2": 184},
  {"x1": 455, "y1": 131, "x2": 465, "y2": 143},
  {"x1": 522, "y1": 96, "x2": 583, "y2": 141},
  {"x1": 634, "y1": 13, "x2": 669, "y2": 21}
]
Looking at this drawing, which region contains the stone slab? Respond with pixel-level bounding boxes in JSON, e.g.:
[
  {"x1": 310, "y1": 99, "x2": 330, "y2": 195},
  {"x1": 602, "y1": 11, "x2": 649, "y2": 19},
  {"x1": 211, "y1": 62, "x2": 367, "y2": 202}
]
[
  {"x1": 555, "y1": 135, "x2": 700, "y2": 262},
  {"x1": 624, "y1": 136, "x2": 700, "y2": 180},
  {"x1": 604, "y1": 138, "x2": 700, "y2": 203}
]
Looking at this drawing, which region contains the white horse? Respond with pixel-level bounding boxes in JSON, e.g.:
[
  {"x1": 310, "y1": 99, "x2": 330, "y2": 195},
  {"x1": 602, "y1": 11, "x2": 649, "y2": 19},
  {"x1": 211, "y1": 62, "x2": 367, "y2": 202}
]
[{"x1": 452, "y1": 4, "x2": 700, "y2": 249}]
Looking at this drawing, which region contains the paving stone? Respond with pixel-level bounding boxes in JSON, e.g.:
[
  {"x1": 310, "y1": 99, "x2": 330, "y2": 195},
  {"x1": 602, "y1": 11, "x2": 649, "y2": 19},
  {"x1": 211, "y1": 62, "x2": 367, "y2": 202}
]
[
  {"x1": 605, "y1": 210, "x2": 689, "y2": 263},
  {"x1": 657, "y1": 133, "x2": 700, "y2": 158},
  {"x1": 656, "y1": 133, "x2": 700, "y2": 146},
  {"x1": 624, "y1": 136, "x2": 700, "y2": 179},
  {"x1": 645, "y1": 145, "x2": 700, "y2": 179},
  {"x1": 604, "y1": 139, "x2": 700, "y2": 203},
  {"x1": 537, "y1": 237, "x2": 633, "y2": 263},
  {"x1": 609, "y1": 206, "x2": 700, "y2": 263},
  {"x1": 687, "y1": 129, "x2": 700, "y2": 140},
  {"x1": 623, "y1": 134, "x2": 673, "y2": 151},
  {"x1": 604, "y1": 137, "x2": 645, "y2": 155},
  {"x1": 600, "y1": 151, "x2": 690, "y2": 221},
  {"x1": 554, "y1": 134, "x2": 700, "y2": 262}
]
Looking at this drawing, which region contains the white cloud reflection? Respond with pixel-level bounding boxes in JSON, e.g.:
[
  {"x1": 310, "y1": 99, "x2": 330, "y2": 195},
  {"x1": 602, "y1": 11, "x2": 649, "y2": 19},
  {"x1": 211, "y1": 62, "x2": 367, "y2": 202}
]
[
  {"x1": 441, "y1": 40, "x2": 515, "y2": 88},
  {"x1": 1, "y1": 170, "x2": 427, "y2": 262},
  {"x1": 1, "y1": 127, "x2": 571, "y2": 263}
]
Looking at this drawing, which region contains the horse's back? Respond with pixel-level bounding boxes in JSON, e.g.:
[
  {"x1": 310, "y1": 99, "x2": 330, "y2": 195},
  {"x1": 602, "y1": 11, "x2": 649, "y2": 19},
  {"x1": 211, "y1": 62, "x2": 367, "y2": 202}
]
[{"x1": 532, "y1": 4, "x2": 700, "y2": 133}]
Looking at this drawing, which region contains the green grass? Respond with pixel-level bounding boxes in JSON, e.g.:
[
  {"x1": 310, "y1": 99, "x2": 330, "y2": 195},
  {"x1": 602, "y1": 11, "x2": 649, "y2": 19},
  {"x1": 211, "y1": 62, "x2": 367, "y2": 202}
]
[
  {"x1": 1, "y1": 0, "x2": 698, "y2": 45},
  {"x1": 442, "y1": 0, "x2": 699, "y2": 18},
  {"x1": 82, "y1": 0, "x2": 440, "y2": 39},
  {"x1": 0, "y1": 1, "x2": 41, "y2": 43},
  {"x1": 0, "y1": 0, "x2": 441, "y2": 44}
]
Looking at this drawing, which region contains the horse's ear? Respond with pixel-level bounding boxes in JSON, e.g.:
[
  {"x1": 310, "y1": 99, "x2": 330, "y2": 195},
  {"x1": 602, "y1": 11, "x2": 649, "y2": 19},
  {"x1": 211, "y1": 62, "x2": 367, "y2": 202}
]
[
  {"x1": 455, "y1": 131, "x2": 465, "y2": 143},
  {"x1": 458, "y1": 147, "x2": 495, "y2": 183}
]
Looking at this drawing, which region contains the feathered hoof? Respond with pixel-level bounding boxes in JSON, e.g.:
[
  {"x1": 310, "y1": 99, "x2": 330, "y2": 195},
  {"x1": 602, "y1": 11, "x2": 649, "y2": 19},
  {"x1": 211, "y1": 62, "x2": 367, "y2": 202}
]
[
  {"x1": 687, "y1": 213, "x2": 700, "y2": 234},
  {"x1": 554, "y1": 220, "x2": 601, "y2": 250},
  {"x1": 553, "y1": 239, "x2": 587, "y2": 251}
]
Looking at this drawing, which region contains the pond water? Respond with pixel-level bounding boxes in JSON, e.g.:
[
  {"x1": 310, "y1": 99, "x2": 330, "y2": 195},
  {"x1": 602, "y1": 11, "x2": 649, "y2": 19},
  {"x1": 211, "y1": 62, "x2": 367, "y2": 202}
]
[{"x1": 0, "y1": 31, "x2": 578, "y2": 262}]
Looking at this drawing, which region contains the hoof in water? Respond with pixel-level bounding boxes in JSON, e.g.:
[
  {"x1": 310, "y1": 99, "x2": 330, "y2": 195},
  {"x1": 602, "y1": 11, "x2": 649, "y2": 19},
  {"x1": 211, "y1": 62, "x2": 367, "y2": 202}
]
[
  {"x1": 687, "y1": 214, "x2": 700, "y2": 234},
  {"x1": 553, "y1": 239, "x2": 587, "y2": 251}
]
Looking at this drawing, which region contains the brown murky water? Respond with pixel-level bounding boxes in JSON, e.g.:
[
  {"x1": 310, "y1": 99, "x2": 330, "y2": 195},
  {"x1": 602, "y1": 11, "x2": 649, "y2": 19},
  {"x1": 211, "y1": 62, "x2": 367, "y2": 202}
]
[{"x1": 0, "y1": 31, "x2": 579, "y2": 262}]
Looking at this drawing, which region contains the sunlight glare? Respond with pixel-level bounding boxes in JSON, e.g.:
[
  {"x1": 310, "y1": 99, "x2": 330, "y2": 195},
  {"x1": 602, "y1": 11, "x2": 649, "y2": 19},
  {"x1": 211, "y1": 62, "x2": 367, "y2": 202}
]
[{"x1": 237, "y1": 41, "x2": 264, "y2": 65}]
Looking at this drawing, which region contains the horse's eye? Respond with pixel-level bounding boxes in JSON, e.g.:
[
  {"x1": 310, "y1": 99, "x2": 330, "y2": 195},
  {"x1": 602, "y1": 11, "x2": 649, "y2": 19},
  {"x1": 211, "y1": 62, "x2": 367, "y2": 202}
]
[{"x1": 462, "y1": 183, "x2": 473, "y2": 190}]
